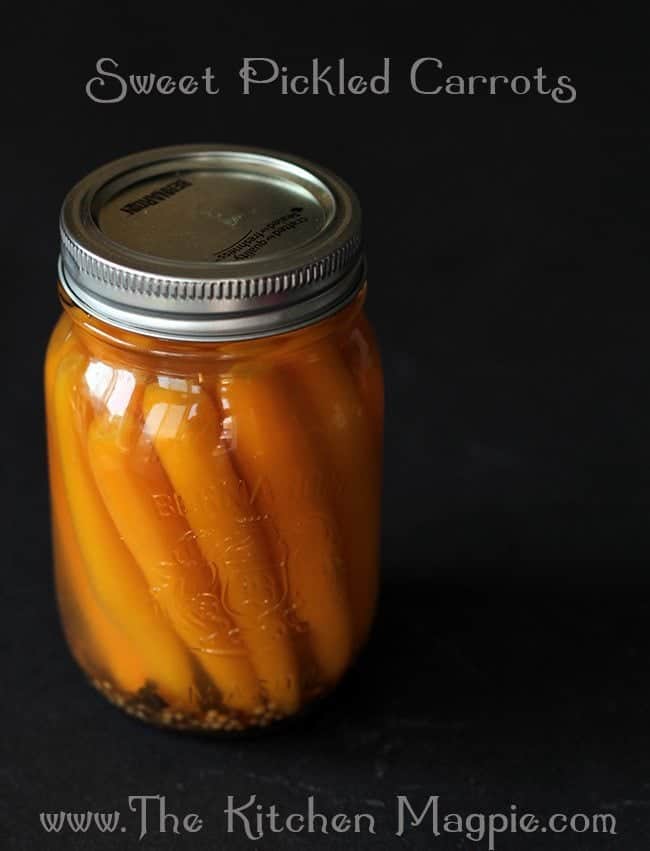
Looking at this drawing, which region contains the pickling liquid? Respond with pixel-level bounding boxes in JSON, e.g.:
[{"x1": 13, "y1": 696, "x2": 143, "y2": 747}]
[{"x1": 45, "y1": 287, "x2": 383, "y2": 732}]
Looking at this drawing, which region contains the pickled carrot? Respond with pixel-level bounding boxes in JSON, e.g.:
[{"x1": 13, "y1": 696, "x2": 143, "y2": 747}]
[
  {"x1": 340, "y1": 313, "x2": 384, "y2": 457},
  {"x1": 142, "y1": 381, "x2": 301, "y2": 713},
  {"x1": 287, "y1": 343, "x2": 381, "y2": 649},
  {"x1": 53, "y1": 350, "x2": 197, "y2": 709},
  {"x1": 218, "y1": 367, "x2": 353, "y2": 684},
  {"x1": 87, "y1": 396, "x2": 262, "y2": 712},
  {"x1": 45, "y1": 318, "x2": 147, "y2": 692}
]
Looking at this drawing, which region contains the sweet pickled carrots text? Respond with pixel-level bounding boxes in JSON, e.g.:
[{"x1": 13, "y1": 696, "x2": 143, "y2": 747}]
[{"x1": 86, "y1": 57, "x2": 577, "y2": 103}]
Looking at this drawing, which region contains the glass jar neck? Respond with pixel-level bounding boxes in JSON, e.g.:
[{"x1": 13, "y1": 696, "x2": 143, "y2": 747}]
[{"x1": 60, "y1": 282, "x2": 368, "y2": 367}]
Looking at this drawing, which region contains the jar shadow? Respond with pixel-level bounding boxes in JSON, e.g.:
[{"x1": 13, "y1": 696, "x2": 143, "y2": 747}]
[{"x1": 300, "y1": 560, "x2": 650, "y2": 736}]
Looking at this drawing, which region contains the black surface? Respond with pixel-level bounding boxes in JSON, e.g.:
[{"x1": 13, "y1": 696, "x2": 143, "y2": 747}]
[{"x1": 2, "y1": 20, "x2": 648, "y2": 850}]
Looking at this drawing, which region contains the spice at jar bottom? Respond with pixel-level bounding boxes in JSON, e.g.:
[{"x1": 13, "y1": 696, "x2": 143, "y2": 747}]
[{"x1": 46, "y1": 145, "x2": 383, "y2": 733}]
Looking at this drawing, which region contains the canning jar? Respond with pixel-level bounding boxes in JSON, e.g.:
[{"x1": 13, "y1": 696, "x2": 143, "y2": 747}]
[{"x1": 45, "y1": 145, "x2": 383, "y2": 732}]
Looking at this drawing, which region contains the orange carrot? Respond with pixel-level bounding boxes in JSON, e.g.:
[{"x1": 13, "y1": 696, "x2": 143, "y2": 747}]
[
  {"x1": 142, "y1": 380, "x2": 301, "y2": 713},
  {"x1": 87, "y1": 394, "x2": 262, "y2": 712},
  {"x1": 45, "y1": 317, "x2": 147, "y2": 692},
  {"x1": 288, "y1": 343, "x2": 381, "y2": 649},
  {"x1": 219, "y1": 366, "x2": 353, "y2": 684},
  {"x1": 53, "y1": 350, "x2": 197, "y2": 709}
]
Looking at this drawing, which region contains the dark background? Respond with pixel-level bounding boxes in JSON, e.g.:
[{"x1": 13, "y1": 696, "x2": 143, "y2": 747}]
[{"x1": 2, "y1": 17, "x2": 648, "y2": 850}]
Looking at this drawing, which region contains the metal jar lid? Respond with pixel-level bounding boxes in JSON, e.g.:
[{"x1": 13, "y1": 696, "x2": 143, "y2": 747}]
[{"x1": 59, "y1": 144, "x2": 364, "y2": 341}]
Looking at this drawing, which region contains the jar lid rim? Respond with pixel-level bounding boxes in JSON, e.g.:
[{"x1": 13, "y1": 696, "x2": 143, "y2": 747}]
[{"x1": 59, "y1": 144, "x2": 364, "y2": 341}]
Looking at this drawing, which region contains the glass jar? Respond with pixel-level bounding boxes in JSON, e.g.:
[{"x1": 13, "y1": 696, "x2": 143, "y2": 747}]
[{"x1": 45, "y1": 145, "x2": 383, "y2": 732}]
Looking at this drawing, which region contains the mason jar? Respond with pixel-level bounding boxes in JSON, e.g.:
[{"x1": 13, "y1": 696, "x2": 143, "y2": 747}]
[{"x1": 45, "y1": 145, "x2": 383, "y2": 732}]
